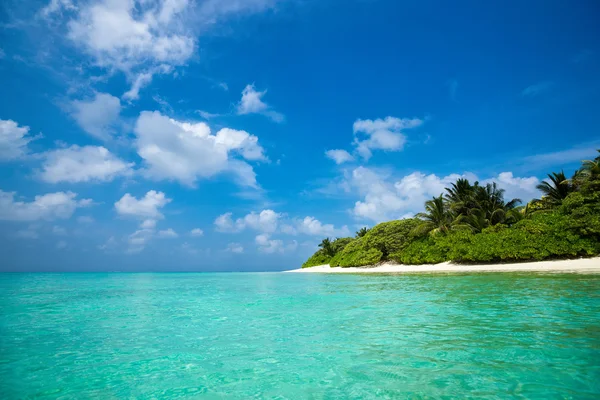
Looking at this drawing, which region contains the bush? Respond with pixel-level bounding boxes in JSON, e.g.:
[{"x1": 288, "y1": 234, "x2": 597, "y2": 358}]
[
  {"x1": 301, "y1": 250, "x2": 331, "y2": 268},
  {"x1": 303, "y1": 237, "x2": 355, "y2": 268},
  {"x1": 361, "y1": 219, "x2": 421, "y2": 258},
  {"x1": 332, "y1": 237, "x2": 383, "y2": 267},
  {"x1": 393, "y1": 237, "x2": 447, "y2": 265},
  {"x1": 435, "y1": 213, "x2": 600, "y2": 263}
]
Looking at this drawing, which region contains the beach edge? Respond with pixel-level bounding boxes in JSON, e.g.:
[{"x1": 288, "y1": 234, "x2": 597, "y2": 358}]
[{"x1": 284, "y1": 257, "x2": 600, "y2": 274}]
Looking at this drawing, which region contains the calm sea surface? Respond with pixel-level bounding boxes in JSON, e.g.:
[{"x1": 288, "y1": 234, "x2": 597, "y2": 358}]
[{"x1": 1, "y1": 273, "x2": 599, "y2": 399}]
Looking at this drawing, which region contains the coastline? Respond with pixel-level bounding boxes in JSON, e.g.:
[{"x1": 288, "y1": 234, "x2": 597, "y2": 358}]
[{"x1": 285, "y1": 257, "x2": 600, "y2": 274}]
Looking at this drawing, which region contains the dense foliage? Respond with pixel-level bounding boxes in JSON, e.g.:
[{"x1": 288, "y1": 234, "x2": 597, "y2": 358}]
[{"x1": 302, "y1": 151, "x2": 600, "y2": 267}]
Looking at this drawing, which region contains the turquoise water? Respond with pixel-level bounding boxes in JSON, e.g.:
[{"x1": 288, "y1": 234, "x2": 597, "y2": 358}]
[{"x1": 1, "y1": 273, "x2": 599, "y2": 399}]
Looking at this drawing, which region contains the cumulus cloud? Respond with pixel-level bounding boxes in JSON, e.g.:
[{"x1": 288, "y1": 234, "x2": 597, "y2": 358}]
[
  {"x1": 325, "y1": 149, "x2": 354, "y2": 165},
  {"x1": 226, "y1": 242, "x2": 244, "y2": 253},
  {"x1": 98, "y1": 236, "x2": 117, "y2": 251},
  {"x1": 115, "y1": 190, "x2": 171, "y2": 219},
  {"x1": 190, "y1": 228, "x2": 204, "y2": 237},
  {"x1": 52, "y1": 225, "x2": 67, "y2": 235},
  {"x1": 0, "y1": 190, "x2": 91, "y2": 221},
  {"x1": 62, "y1": 0, "x2": 194, "y2": 99},
  {"x1": 345, "y1": 166, "x2": 540, "y2": 222},
  {"x1": 127, "y1": 228, "x2": 154, "y2": 253},
  {"x1": 133, "y1": 111, "x2": 265, "y2": 187},
  {"x1": 353, "y1": 116, "x2": 423, "y2": 160},
  {"x1": 214, "y1": 209, "x2": 281, "y2": 233},
  {"x1": 39, "y1": 0, "x2": 77, "y2": 18},
  {"x1": 296, "y1": 217, "x2": 350, "y2": 237},
  {"x1": 70, "y1": 93, "x2": 122, "y2": 141},
  {"x1": 483, "y1": 172, "x2": 539, "y2": 203},
  {"x1": 140, "y1": 219, "x2": 157, "y2": 229},
  {"x1": 215, "y1": 209, "x2": 349, "y2": 239},
  {"x1": 255, "y1": 234, "x2": 297, "y2": 254},
  {"x1": 77, "y1": 215, "x2": 94, "y2": 224},
  {"x1": 237, "y1": 84, "x2": 284, "y2": 122},
  {"x1": 158, "y1": 228, "x2": 178, "y2": 238},
  {"x1": 0, "y1": 119, "x2": 40, "y2": 161},
  {"x1": 40, "y1": 0, "x2": 281, "y2": 99},
  {"x1": 16, "y1": 225, "x2": 40, "y2": 239},
  {"x1": 40, "y1": 145, "x2": 134, "y2": 183}
]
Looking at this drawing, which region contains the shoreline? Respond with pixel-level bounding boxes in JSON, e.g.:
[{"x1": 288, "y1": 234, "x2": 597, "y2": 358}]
[{"x1": 285, "y1": 257, "x2": 600, "y2": 274}]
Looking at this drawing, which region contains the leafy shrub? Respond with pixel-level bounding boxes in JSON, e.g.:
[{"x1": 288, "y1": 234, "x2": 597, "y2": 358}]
[
  {"x1": 436, "y1": 213, "x2": 600, "y2": 262},
  {"x1": 361, "y1": 219, "x2": 421, "y2": 258},
  {"x1": 332, "y1": 238, "x2": 383, "y2": 267},
  {"x1": 393, "y1": 237, "x2": 447, "y2": 265},
  {"x1": 303, "y1": 237, "x2": 355, "y2": 268},
  {"x1": 301, "y1": 250, "x2": 331, "y2": 268}
]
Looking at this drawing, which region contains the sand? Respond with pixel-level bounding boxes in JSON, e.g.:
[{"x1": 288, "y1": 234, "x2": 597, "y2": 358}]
[{"x1": 285, "y1": 257, "x2": 600, "y2": 274}]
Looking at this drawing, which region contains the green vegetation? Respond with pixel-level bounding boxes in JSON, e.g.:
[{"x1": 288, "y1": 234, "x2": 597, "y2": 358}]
[{"x1": 302, "y1": 152, "x2": 600, "y2": 268}]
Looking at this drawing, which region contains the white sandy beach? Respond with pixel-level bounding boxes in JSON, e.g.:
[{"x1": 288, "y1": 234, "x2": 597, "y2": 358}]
[{"x1": 285, "y1": 257, "x2": 600, "y2": 274}]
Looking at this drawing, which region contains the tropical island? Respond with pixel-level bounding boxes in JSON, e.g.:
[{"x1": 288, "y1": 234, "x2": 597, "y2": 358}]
[{"x1": 297, "y1": 152, "x2": 600, "y2": 272}]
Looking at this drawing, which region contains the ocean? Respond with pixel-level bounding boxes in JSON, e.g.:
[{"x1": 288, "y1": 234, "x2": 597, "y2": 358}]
[{"x1": 1, "y1": 272, "x2": 599, "y2": 399}]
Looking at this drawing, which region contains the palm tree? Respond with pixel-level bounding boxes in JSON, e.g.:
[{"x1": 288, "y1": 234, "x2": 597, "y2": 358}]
[
  {"x1": 455, "y1": 208, "x2": 490, "y2": 233},
  {"x1": 414, "y1": 195, "x2": 454, "y2": 236},
  {"x1": 318, "y1": 238, "x2": 334, "y2": 257},
  {"x1": 445, "y1": 179, "x2": 477, "y2": 215},
  {"x1": 535, "y1": 171, "x2": 574, "y2": 207},
  {"x1": 355, "y1": 227, "x2": 369, "y2": 238},
  {"x1": 472, "y1": 182, "x2": 521, "y2": 225}
]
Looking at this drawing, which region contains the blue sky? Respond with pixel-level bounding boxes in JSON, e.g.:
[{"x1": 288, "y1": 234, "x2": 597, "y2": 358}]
[{"x1": 0, "y1": 0, "x2": 599, "y2": 272}]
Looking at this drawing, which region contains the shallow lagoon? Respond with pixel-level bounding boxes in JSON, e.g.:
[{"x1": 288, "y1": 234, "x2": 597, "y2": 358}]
[{"x1": 1, "y1": 273, "x2": 599, "y2": 399}]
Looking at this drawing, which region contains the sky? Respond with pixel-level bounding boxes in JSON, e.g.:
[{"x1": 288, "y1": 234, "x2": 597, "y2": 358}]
[{"x1": 0, "y1": 0, "x2": 599, "y2": 272}]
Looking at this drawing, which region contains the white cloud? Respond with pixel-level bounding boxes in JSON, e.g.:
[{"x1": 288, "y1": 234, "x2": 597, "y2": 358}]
[
  {"x1": 127, "y1": 228, "x2": 154, "y2": 253},
  {"x1": 255, "y1": 234, "x2": 297, "y2": 254},
  {"x1": 345, "y1": 166, "x2": 540, "y2": 222},
  {"x1": 16, "y1": 225, "x2": 40, "y2": 239},
  {"x1": 122, "y1": 72, "x2": 154, "y2": 101},
  {"x1": 140, "y1": 219, "x2": 157, "y2": 229},
  {"x1": 77, "y1": 215, "x2": 94, "y2": 224},
  {"x1": 70, "y1": 93, "x2": 122, "y2": 141},
  {"x1": 521, "y1": 81, "x2": 553, "y2": 97},
  {"x1": 237, "y1": 84, "x2": 284, "y2": 122},
  {"x1": 196, "y1": 110, "x2": 222, "y2": 120},
  {"x1": 190, "y1": 228, "x2": 204, "y2": 237},
  {"x1": 214, "y1": 209, "x2": 281, "y2": 233},
  {"x1": 40, "y1": 145, "x2": 134, "y2": 183},
  {"x1": 325, "y1": 149, "x2": 354, "y2": 165},
  {"x1": 52, "y1": 225, "x2": 67, "y2": 235},
  {"x1": 216, "y1": 128, "x2": 267, "y2": 161},
  {"x1": 0, "y1": 190, "x2": 91, "y2": 221},
  {"x1": 133, "y1": 111, "x2": 265, "y2": 187},
  {"x1": 484, "y1": 172, "x2": 539, "y2": 203},
  {"x1": 66, "y1": 0, "x2": 194, "y2": 100},
  {"x1": 0, "y1": 119, "x2": 40, "y2": 161},
  {"x1": 522, "y1": 145, "x2": 599, "y2": 170},
  {"x1": 40, "y1": 0, "x2": 77, "y2": 18},
  {"x1": 353, "y1": 116, "x2": 423, "y2": 160},
  {"x1": 296, "y1": 216, "x2": 350, "y2": 237},
  {"x1": 98, "y1": 236, "x2": 117, "y2": 251},
  {"x1": 181, "y1": 242, "x2": 198, "y2": 254},
  {"x1": 226, "y1": 242, "x2": 244, "y2": 253},
  {"x1": 38, "y1": 0, "x2": 284, "y2": 100},
  {"x1": 115, "y1": 190, "x2": 171, "y2": 219},
  {"x1": 158, "y1": 228, "x2": 178, "y2": 238},
  {"x1": 56, "y1": 240, "x2": 68, "y2": 249}
]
